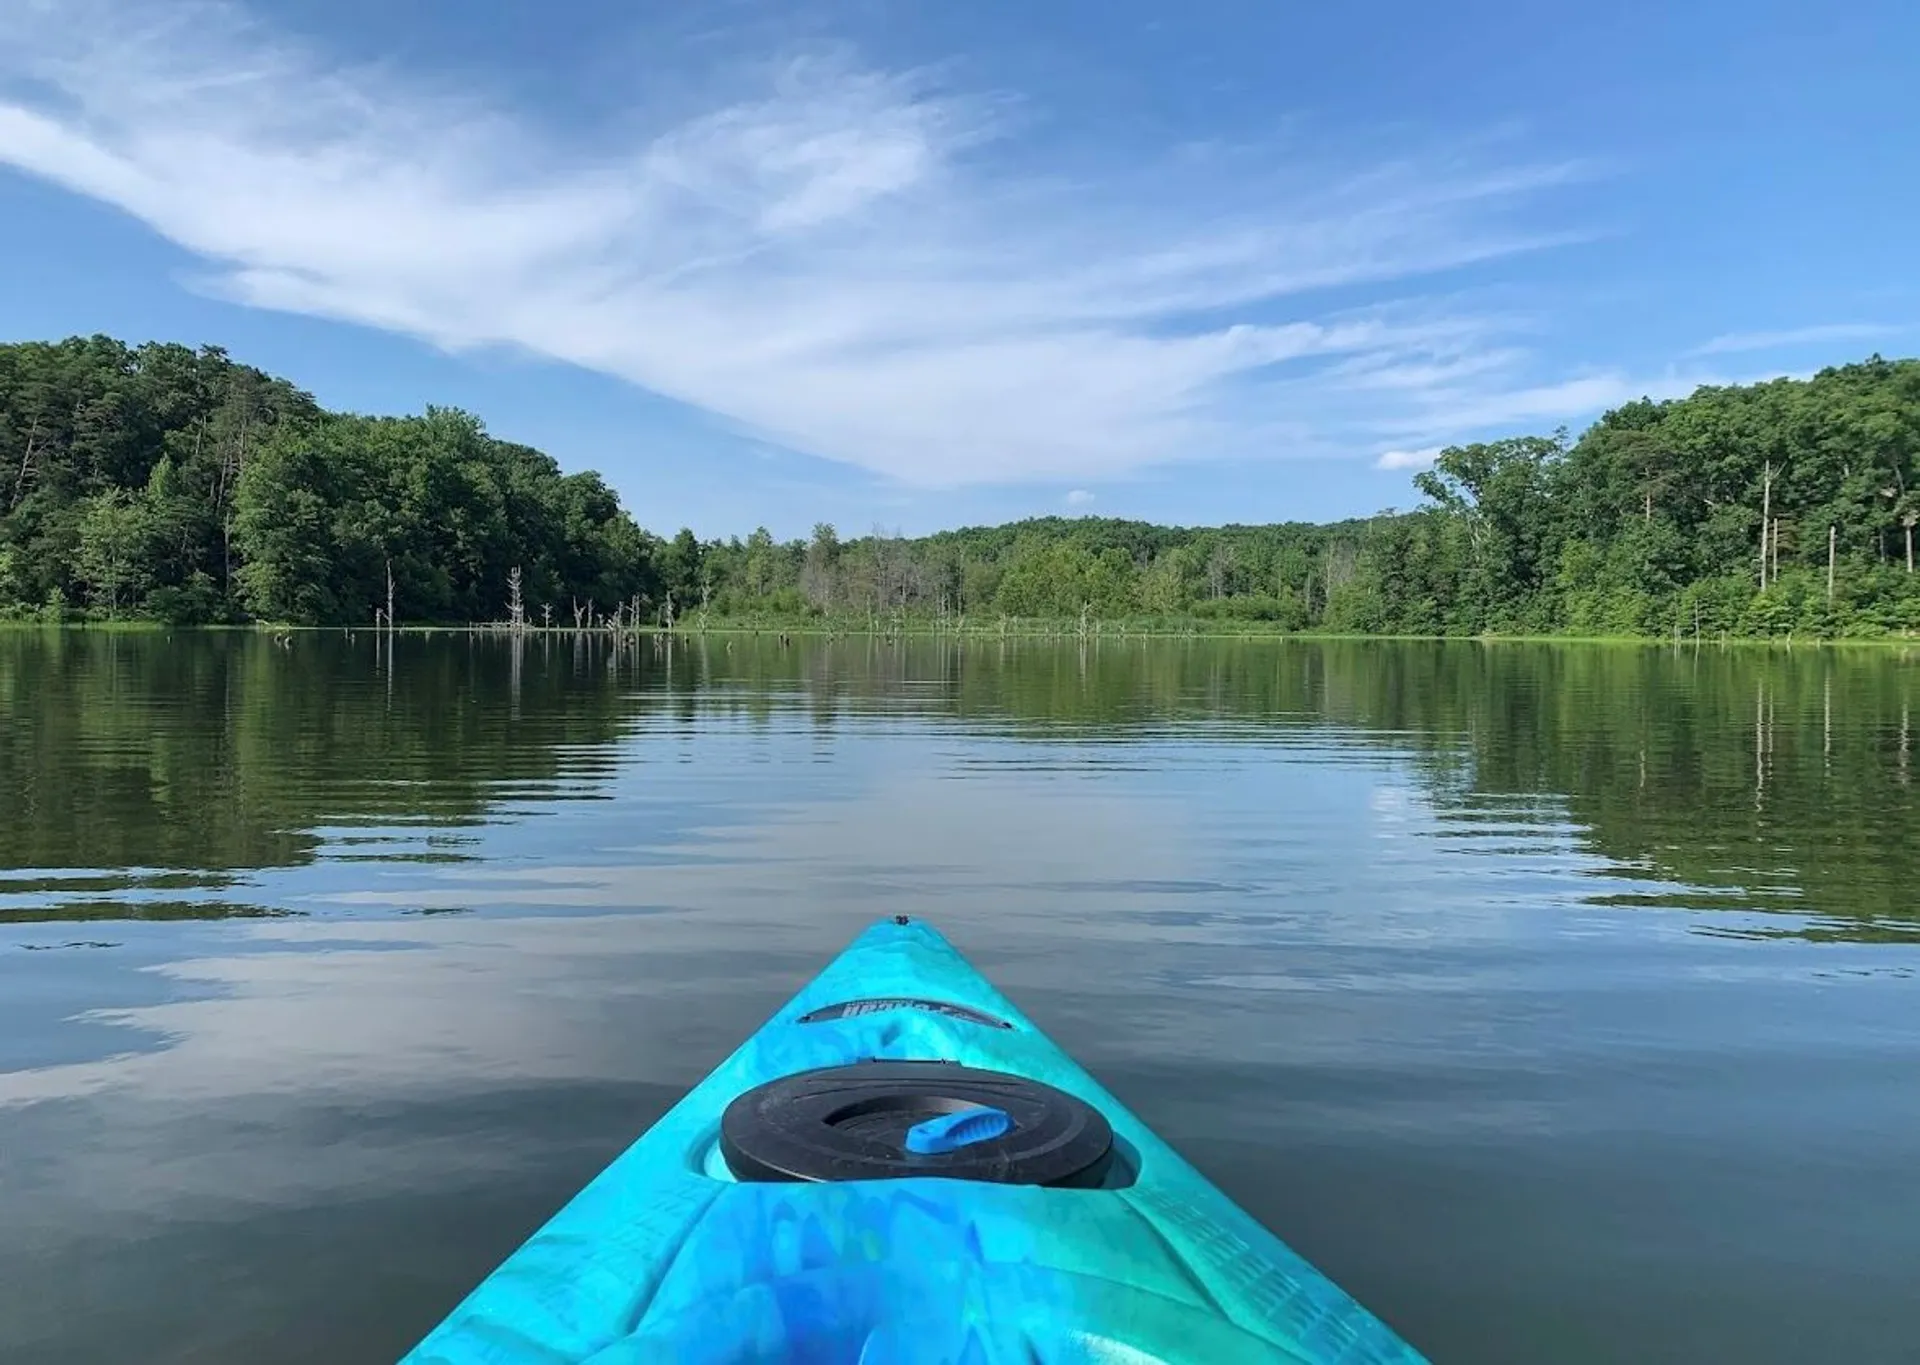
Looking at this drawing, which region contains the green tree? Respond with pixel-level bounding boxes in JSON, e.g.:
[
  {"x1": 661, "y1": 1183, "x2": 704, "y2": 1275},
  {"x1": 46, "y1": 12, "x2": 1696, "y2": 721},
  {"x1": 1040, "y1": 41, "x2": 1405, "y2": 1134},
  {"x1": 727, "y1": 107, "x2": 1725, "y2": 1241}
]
[{"x1": 74, "y1": 488, "x2": 153, "y2": 616}]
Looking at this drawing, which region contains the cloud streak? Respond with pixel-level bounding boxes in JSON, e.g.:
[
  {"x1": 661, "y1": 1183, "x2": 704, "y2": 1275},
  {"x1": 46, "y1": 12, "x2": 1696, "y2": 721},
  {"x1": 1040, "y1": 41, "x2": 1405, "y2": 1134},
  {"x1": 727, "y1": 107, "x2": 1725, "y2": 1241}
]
[
  {"x1": 1689, "y1": 323, "x2": 1901, "y2": 356},
  {"x1": 0, "y1": 0, "x2": 1677, "y2": 487}
]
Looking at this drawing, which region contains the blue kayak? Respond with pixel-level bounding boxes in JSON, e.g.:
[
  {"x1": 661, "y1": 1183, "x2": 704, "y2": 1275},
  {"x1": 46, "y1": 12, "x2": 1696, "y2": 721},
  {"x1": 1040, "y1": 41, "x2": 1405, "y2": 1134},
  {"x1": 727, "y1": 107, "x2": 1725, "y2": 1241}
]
[{"x1": 401, "y1": 917, "x2": 1429, "y2": 1364}]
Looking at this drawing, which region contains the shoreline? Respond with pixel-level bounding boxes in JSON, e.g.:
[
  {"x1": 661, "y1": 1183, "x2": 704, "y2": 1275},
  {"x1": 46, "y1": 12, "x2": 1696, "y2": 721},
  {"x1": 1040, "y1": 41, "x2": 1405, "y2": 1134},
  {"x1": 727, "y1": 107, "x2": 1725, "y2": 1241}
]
[{"x1": 5, "y1": 618, "x2": 1916, "y2": 648}]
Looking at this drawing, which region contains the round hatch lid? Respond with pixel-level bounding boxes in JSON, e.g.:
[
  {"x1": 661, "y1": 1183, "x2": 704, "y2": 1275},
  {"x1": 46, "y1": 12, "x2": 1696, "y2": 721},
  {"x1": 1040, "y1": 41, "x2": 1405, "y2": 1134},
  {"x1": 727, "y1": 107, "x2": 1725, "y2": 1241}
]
[{"x1": 719, "y1": 1060, "x2": 1114, "y2": 1188}]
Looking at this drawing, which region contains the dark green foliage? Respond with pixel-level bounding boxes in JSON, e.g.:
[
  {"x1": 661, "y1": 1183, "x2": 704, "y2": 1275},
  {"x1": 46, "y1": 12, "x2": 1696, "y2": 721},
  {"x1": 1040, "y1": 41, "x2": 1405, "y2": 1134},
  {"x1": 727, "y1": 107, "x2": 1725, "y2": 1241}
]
[
  {"x1": 681, "y1": 358, "x2": 1920, "y2": 637},
  {"x1": 3, "y1": 336, "x2": 1917, "y2": 635},
  {"x1": 1535, "y1": 357, "x2": 1920, "y2": 638},
  {"x1": 0, "y1": 337, "x2": 654, "y2": 625}
]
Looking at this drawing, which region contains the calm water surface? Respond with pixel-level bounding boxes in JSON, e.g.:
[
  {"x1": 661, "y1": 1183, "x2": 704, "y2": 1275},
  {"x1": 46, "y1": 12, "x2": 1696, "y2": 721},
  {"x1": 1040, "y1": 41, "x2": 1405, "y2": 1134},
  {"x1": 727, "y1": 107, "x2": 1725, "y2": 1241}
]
[{"x1": 1, "y1": 632, "x2": 1917, "y2": 1363}]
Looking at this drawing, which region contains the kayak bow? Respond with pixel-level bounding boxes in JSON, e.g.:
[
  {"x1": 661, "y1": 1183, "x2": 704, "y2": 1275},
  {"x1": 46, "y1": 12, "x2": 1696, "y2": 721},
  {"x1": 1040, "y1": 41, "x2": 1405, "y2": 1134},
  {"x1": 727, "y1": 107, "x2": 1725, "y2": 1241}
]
[{"x1": 401, "y1": 917, "x2": 1428, "y2": 1364}]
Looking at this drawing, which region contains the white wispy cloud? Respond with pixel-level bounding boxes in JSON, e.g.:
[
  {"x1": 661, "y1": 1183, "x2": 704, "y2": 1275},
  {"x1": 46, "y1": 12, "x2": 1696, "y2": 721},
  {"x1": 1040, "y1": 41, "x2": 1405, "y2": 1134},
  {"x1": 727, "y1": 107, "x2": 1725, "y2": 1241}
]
[
  {"x1": 0, "y1": 0, "x2": 1654, "y2": 487},
  {"x1": 1690, "y1": 323, "x2": 1899, "y2": 356},
  {"x1": 1064, "y1": 488, "x2": 1096, "y2": 507},
  {"x1": 1374, "y1": 447, "x2": 1440, "y2": 471}
]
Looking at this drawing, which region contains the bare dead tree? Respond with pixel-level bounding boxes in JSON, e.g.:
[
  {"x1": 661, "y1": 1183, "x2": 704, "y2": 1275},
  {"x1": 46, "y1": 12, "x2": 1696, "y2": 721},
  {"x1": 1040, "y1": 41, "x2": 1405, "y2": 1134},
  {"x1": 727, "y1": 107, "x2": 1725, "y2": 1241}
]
[
  {"x1": 1206, "y1": 542, "x2": 1234, "y2": 599},
  {"x1": 801, "y1": 539, "x2": 838, "y2": 611},
  {"x1": 507, "y1": 565, "x2": 525, "y2": 631},
  {"x1": 1322, "y1": 540, "x2": 1359, "y2": 599},
  {"x1": 215, "y1": 407, "x2": 252, "y2": 512},
  {"x1": 9, "y1": 415, "x2": 40, "y2": 512},
  {"x1": 1758, "y1": 460, "x2": 1773, "y2": 590}
]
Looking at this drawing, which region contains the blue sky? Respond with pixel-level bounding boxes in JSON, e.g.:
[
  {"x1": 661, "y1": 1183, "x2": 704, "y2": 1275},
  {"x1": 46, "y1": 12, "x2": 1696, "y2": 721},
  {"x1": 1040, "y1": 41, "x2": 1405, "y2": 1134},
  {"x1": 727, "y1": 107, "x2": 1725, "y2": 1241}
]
[{"x1": 1, "y1": 0, "x2": 1915, "y2": 539}]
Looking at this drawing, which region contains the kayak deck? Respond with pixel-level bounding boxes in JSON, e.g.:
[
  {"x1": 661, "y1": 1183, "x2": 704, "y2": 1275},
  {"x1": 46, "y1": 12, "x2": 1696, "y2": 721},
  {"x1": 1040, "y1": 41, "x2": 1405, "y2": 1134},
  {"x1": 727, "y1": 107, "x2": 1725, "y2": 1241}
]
[{"x1": 401, "y1": 918, "x2": 1428, "y2": 1364}]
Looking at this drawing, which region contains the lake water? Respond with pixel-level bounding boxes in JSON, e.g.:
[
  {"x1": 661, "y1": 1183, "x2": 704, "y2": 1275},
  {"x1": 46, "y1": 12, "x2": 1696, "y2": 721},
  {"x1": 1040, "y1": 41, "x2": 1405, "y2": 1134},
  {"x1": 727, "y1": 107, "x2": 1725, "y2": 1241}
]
[{"x1": 1, "y1": 631, "x2": 1916, "y2": 1364}]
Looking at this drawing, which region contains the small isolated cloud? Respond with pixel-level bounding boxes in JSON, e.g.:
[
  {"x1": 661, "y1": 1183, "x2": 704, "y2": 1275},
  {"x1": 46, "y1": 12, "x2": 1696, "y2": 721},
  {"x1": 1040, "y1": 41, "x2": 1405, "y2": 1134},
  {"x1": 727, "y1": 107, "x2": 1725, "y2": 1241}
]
[
  {"x1": 0, "y1": 0, "x2": 1623, "y2": 488},
  {"x1": 1374, "y1": 447, "x2": 1441, "y2": 471},
  {"x1": 1064, "y1": 488, "x2": 1096, "y2": 507},
  {"x1": 1691, "y1": 323, "x2": 1898, "y2": 356}
]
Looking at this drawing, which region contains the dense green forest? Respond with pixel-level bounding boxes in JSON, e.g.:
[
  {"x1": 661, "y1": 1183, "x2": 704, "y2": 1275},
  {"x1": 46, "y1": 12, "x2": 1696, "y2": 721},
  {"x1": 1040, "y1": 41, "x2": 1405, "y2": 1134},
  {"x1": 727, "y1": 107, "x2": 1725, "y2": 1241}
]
[
  {"x1": 3, "y1": 335, "x2": 1917, "y2": 635},
  {"x1": 0, "y1": 337, "x2": 649, "y2": 627}
]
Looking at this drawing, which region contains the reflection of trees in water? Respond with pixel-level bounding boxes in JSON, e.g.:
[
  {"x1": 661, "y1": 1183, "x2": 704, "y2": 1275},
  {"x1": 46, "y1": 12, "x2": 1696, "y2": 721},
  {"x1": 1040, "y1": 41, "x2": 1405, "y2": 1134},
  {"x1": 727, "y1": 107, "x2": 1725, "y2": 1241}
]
[
  {"x1": 1358, "y1": 643, "x2": 1920, "y2": 939},
  {"x1": 3, "y1": 633, "x2": 1914, "y2": 940},
  {"x1": 683, "y1": 636, "x2": 1920, "y2": 942},
  {"x1": 0, "y1": 631, "x2": 642, "y2": 907}
]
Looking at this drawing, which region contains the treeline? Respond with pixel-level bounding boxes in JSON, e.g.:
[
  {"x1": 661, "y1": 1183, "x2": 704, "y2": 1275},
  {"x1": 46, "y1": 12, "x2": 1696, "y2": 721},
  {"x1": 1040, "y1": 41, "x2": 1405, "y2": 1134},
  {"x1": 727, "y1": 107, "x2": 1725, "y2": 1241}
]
[
  {"x1": 705, "y1": 357, "x2": 1920, "y2": 638},
  {"x1": 1385, "y1": 356, "x2": 1920, "y2": 637},
  {"x1": 0, "y1": 336, "x2": 649, "y2": 625},
  {"x1": 2, "y1": 335, "x2": 1918, "y2": 635}
]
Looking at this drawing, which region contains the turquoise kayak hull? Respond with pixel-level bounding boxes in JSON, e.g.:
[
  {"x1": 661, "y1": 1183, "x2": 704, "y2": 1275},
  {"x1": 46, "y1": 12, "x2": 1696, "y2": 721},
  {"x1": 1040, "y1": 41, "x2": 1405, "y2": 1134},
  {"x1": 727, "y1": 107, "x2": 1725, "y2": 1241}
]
[{"x1": 401, "y1": 918, "x2": 1429, "y2": 1364}]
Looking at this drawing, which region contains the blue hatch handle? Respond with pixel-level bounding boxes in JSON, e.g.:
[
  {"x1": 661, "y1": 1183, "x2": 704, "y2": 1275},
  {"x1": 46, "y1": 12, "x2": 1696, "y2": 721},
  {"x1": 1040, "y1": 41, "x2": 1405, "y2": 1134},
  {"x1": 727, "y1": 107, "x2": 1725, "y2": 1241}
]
[{"x1": 905, "y1": 1106, "x2": 1013, "y2": 1155}]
